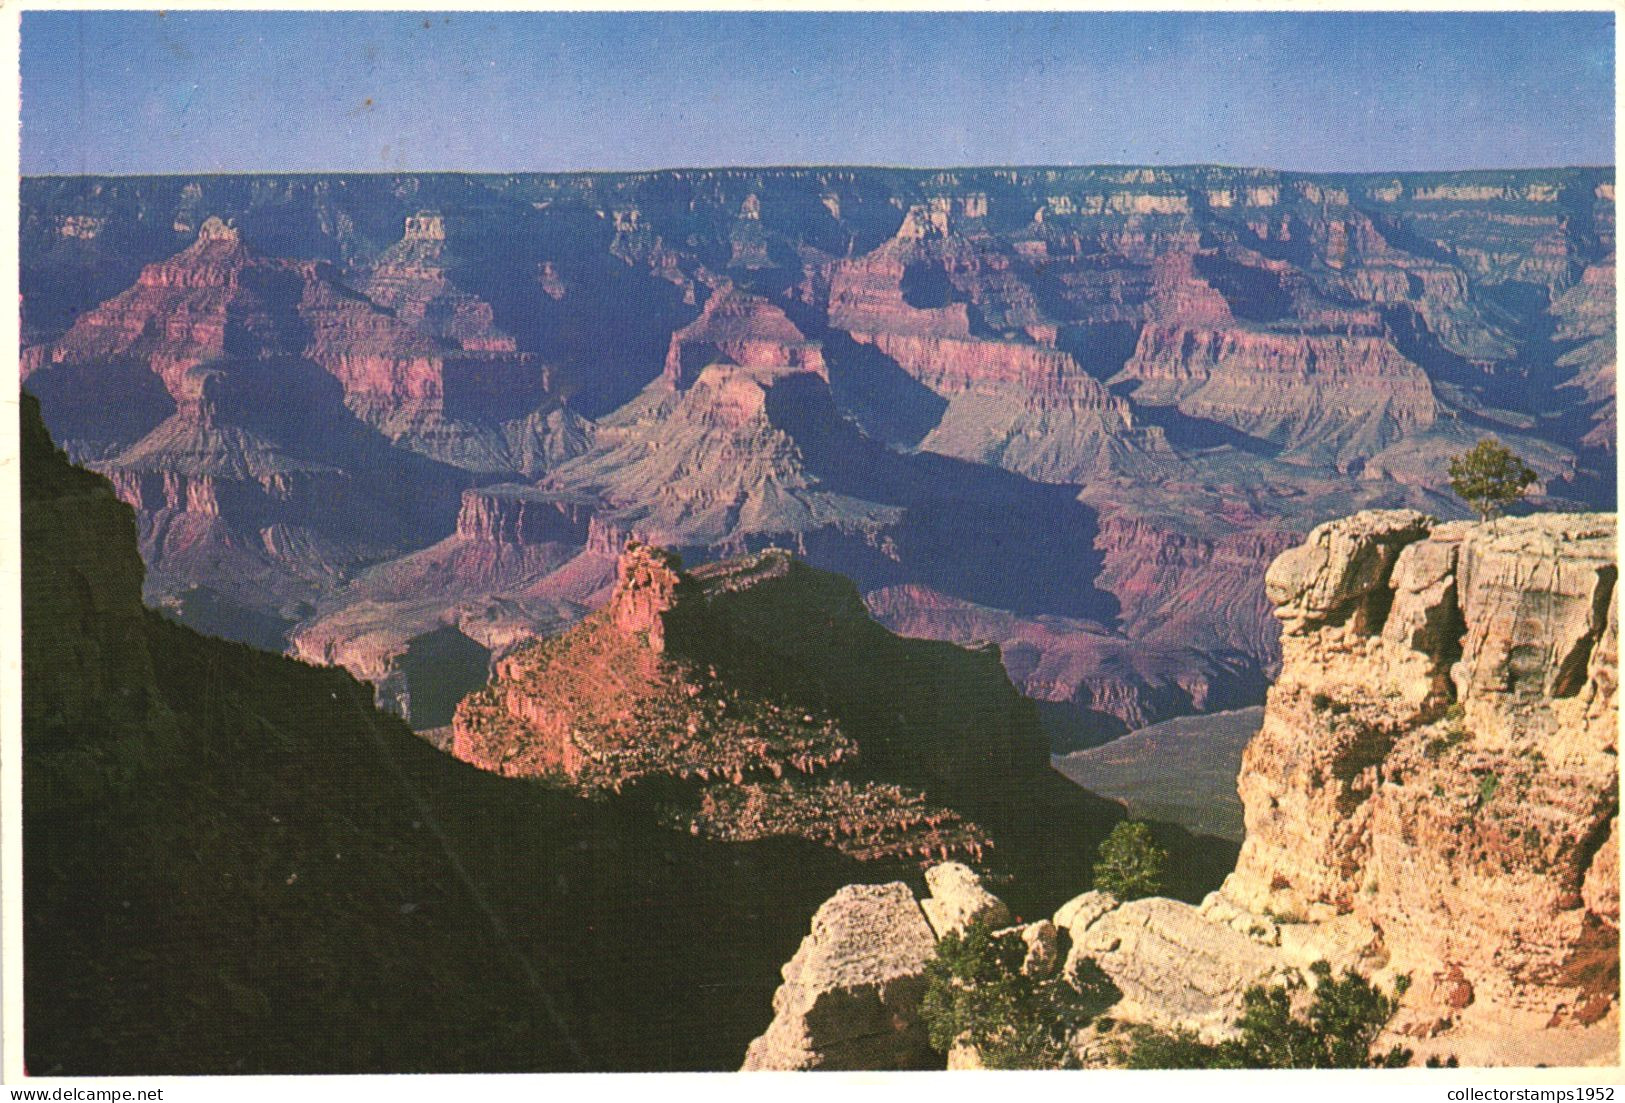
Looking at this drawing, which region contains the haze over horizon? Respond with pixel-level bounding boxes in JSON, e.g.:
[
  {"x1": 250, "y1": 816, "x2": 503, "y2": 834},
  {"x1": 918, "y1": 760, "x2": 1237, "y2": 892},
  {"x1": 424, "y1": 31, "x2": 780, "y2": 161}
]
[{"x1": 21, "y1": 10, "x2": 1614, "y2": 176}]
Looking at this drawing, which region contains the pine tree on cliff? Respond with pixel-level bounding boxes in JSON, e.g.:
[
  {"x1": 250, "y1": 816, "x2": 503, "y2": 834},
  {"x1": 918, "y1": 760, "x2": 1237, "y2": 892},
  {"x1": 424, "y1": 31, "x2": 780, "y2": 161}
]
[
  {"x1": 1448, "y1": 438, "x2": 1537, "y2": 522},
  {"x1": 1091, "y1": 820, "x2": 1166, "y2": 900}
]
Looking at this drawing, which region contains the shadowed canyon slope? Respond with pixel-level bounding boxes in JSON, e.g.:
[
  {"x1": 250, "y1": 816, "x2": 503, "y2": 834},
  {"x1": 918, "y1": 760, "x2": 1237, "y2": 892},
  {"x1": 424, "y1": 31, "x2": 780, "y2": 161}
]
[
  {"x1": 18, "y1": 394, "x2": 909, "y2": 1072},
  {"x1": 22, "y1": 395, "x2": 1230, "y2": 1071},
  {"x1": 20, "y1": 166, "x2": 1615, "y2": 740}
]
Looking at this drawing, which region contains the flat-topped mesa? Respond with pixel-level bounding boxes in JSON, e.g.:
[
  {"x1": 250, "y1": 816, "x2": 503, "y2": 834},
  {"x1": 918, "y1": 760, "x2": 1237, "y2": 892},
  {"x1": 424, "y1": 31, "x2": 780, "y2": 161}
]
[
  {"x1": 894, "y1": 195, "x2": 989, "y2": 241},
  {"x1": 662, "y1": 288, "x2": 827, "y2": 390},
  {"x1": 1225, "y1": 510, "x2": 1618, "y2": 1043},
  {"x1": 868, "y1": 333, "x2": 1106, "y2": 402}
]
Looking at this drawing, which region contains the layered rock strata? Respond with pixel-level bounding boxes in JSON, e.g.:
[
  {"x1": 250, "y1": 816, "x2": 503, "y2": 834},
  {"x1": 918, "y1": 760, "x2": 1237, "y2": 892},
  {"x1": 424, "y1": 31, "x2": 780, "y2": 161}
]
[
  {"x1": 664, "y1": 286, "x2": 826, "y2": 389},
  {"x1": 748, "y1": 511, "x2": 1619, "y2": 1067},
  {"x1": 451, "y1": 543, "x2": 854, "y2": 786},
  {"x1": 1100, "y1": 511, "x2": 1618, "y2": 1060},
  {"x1": 1225, "y1": 510, "x2": 1618, "y2": 1040},
  {"x1": 449, "y1": 542, "x2": 994, "y2": 864},
  {"x1": 20, "y1": 167, "x2": 1614, "y2": 764}
]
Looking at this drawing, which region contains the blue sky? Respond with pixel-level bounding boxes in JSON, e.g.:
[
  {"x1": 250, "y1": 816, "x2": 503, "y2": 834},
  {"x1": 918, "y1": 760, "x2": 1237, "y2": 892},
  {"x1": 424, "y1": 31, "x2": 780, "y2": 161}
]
[{"x1": 19, "y1": 10, "x2": 1615, "y2": 175}]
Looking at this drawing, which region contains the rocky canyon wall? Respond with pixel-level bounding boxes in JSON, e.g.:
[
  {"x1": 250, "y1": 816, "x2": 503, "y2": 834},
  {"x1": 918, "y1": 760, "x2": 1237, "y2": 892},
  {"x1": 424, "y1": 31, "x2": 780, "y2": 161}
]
[{"x1": 746, "y1": 510, "x2": 1619, "y2": 1068}]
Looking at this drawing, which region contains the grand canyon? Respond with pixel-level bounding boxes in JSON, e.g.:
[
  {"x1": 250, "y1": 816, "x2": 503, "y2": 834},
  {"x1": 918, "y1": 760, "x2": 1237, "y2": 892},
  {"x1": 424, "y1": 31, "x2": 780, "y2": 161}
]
[
  {"x1": 18, "y1": 164, "x2": 1618, "y2": 1072},
  {"x1": 20, "y1": 167, "x2": 1616, "y2": 739}
]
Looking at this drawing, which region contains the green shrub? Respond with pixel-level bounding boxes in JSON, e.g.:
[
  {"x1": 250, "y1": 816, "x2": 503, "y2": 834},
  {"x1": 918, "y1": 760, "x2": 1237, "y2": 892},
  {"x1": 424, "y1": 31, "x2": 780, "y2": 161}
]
[
  {"x1": 1092, "y1": 820, "x2": 1167, "y2": 900},
  {"x1": 1123, "y1": 1026, "x2": 1243, "y2": 1069},
  {"x1": 1448, "y1": 438, "x2": 1537, "y2": 521},
  {"x1": 919, "y1": 922, "x2": 1118, "y2": 1069}
]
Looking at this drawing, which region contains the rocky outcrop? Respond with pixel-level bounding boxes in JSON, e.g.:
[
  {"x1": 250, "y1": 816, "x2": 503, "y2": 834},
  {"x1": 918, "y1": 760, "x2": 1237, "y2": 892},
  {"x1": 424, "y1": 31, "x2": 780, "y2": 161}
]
[
  {"x1": 283, "y1": 485, "x2": 603, "y2": 724},
  {"x1": 742, "y1": 883, "x2": 939, "y2": 1070},
  {"x1": 453, "y1": 485, "x2": 592, "y2": 547},
  {"x1": 450, "y1": 543, "x2": 855, "y2": 786},
  {"x1": 743, "y1": 864, "x2": 1046, "y2": 1070},
  {"x1": 607, "y1": 540, "x2": 689, "y2": 652},
  {"x1": 1072, "y1": 896, "x2": 1298, "y2": 1043},
  {"x1": 22, "y1": 217, "x2": 264, "y2": 399},
  {"x1": 24, "y1": 213, "x2": 563, "y2": 475},
  {"x1": 321, "y1": 213, "x2": 558, "y2": 461},
  {"x1": 448, "y1": 542, "x2": 1003, "y2": 864},
  {"x1": 20, "y1": 166, "x2": 1614, "y2": 787},
  {"x1": 688, "y1": 780, "x2": 991, "y2": 864},
  {"x1": 355, "y1": 212, "x2": 518, "y2": 351},
  {"x1": 749, "y1": 512, "x2": 1619, "y2": 1068},
  {"x1": 919, "y1": 862, "x2": 1012, "y2": 938},
  {"x1": 545, "y1": 357, "x2": 902, "y2": 551},
  {"x1": 1226, "y1": 510, "x2": 1618, "y2": 1053}
]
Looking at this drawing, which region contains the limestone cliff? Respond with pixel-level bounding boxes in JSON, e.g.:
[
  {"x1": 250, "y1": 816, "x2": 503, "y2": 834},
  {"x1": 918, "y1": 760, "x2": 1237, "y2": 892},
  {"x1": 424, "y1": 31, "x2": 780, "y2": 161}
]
[
  {"x1": 1223, "y1": 509, "x2": 1617, "y2": 1047},
  {"x1": 748, "y1": 510, "x2": 1619, "y2": 1068}
]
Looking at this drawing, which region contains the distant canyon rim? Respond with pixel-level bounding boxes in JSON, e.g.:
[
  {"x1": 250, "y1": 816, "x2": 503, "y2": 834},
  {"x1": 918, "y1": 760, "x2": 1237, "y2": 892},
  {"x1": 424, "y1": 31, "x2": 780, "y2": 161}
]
[{"x1": 19, "y1": 164, "x2": 1615, "y2": 748}]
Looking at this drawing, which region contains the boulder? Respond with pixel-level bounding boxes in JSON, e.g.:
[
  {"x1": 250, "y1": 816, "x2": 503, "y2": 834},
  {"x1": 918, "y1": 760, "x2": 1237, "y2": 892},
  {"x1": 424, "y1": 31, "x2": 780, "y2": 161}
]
[
  {"x1": 741, "y1": 882, "x2": 938, "y2": 1070},
  {"x1": 1071, "y1": 897, "x2": 1296, "y2": 1043},
  {"x1": 1053, "y1": 890, "x2": 1118, "y2": 939},
  {"x1": 920, "y1": 862, "x2": 1012, "y2": 938},
  {"x1": 996, "y1": 920, "x2": 1060, "y2": 976}
]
